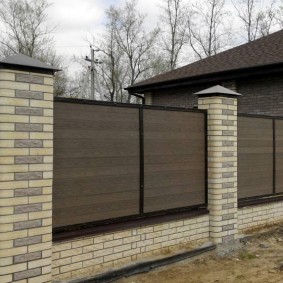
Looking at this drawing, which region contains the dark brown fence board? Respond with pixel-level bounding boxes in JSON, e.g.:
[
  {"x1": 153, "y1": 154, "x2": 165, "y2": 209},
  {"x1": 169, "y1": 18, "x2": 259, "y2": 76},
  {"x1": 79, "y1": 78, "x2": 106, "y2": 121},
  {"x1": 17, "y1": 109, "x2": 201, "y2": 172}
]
[
  {"x1": 54, "y1": 156, "x2": 139, "y2": 168},
  {"x1": 53, "y1": 101, "x2": 206, "y2": 229},
  {"x1": 53, "y1": 175, "x2": 139, "y2": 198},
  {"x1": 276, "y1": 120, "x2": 283, "y2": 193},
  {"x1": 54, "y1": 204, "x2": 137, "y2": 228},
  {"x1": 238, "y1": 116, "x2": 273, "y2": 199},
  {"x1": 53, "y1": 102, "x2": 140, "y2": 228},
  {"x1": 143, "y1": 109, "x2": 206, "y2": 213}
]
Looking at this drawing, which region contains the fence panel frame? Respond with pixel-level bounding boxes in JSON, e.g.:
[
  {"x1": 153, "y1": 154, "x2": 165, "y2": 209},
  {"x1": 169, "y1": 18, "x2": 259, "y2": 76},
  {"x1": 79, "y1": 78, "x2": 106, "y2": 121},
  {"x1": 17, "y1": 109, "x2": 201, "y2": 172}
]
[
  {"x1": 238, "y1": 113, "x2": 283, "y2": 206},
  {"x1": 53, "y1": 97, "x2": 208, "y2": 241}
]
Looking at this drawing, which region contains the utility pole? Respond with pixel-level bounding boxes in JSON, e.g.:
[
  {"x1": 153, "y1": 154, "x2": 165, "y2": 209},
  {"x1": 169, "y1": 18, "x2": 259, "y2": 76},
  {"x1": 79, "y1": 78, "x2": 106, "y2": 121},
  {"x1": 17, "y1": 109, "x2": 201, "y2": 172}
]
[
  {"x1": 85, "y1": 46, "x2": 102, "y2": 100},
  {"x1": 90, "y1": 47, "x2": 95, "y2": 99}
]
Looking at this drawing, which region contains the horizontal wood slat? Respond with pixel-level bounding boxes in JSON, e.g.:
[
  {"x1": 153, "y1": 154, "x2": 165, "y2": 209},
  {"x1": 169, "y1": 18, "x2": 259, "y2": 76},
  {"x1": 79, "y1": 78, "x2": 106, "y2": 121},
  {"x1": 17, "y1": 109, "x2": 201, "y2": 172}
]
[
  {"x1": 143, "y1": 109, "x2": 206, "y2": 213},
  {"x1": 238, "y1": 116, "x2": 273, "y2": 199},
  {"x1": 53, "y1": 102, "x2": 140, "y2": 228},
  {"x1": 53, "y1": 101, "x2": 206, "y2": 229},
  {"x1": 276, "y1": 120, "x2": 283, "y2": 193}
]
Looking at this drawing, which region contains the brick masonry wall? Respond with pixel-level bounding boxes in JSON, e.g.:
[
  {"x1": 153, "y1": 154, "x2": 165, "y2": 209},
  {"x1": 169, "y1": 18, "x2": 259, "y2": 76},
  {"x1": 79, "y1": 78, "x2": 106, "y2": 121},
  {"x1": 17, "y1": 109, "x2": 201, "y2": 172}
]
[
  {"x1": 0, "y1": 69, "x2": 53, "y2": 283},
  {"x1": 150, "y1": 73, "x2": 283, "y2": 116},
  {"x1": 237, "y1": 73, "x2": 283, "y2": 116},
  {"x1": 151, "y1": 85, "x2": 210, "y2": 108},
  {"x1": 238, "y1": 201, "x2": 283, "y2": 232},
  {"x1": 52, "y1": 215, "x2": 209, "y2": 281},
  {"x1": 198, "y1": 96, "x2": 238, "y2": 244}
]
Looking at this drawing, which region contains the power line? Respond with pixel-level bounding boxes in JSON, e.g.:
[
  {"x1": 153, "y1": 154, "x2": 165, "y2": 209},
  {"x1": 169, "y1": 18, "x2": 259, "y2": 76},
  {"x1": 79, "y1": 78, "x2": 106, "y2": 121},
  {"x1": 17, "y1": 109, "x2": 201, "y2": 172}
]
[{"x1": 55, "y1": 45, "x2": 89, "y2": 48}]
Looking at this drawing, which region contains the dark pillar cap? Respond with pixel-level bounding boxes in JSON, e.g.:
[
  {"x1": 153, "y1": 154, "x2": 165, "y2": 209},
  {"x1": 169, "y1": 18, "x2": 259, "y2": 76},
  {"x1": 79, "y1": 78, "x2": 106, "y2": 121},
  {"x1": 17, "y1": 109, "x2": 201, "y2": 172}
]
[{"x1": 0, "y1": 53, "x2": 60, "y2": 75}]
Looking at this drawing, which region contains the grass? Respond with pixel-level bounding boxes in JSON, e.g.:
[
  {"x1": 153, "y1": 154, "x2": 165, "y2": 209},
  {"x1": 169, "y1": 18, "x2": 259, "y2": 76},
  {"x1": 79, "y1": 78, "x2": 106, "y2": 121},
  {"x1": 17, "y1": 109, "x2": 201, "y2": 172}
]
[{"x1": 238, "y1": 251, "x2": 256, "y2": 260}]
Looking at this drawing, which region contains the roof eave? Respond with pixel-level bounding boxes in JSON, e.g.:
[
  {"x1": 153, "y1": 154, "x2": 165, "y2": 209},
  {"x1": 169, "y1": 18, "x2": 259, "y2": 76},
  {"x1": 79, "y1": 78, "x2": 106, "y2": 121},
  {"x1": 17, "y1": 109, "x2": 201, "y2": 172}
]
[{"x1": 126, "y1": 62, "x2": 283, "y2": 94}]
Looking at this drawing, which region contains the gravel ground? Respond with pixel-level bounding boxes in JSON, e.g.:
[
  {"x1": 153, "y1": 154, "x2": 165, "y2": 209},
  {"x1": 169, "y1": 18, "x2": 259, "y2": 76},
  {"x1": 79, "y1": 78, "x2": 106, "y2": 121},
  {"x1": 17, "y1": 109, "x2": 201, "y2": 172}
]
[{"x1": 116, "y1": 224, "x2": 283, "y2": 283}]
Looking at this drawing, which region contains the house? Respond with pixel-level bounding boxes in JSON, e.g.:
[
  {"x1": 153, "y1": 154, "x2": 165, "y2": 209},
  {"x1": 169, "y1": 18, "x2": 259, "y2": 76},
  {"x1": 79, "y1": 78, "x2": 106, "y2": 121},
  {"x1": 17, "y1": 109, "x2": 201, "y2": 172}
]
[{"x1": 126, "y1": 29, "x2": 283, "y2": 116}]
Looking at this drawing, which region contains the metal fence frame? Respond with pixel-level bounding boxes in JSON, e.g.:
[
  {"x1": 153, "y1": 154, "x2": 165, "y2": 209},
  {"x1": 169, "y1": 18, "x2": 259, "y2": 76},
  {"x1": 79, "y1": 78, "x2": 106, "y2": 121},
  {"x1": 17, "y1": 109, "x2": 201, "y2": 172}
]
[
  {"x1": 238, "y1": 113, "x2": 283, "y2": 206},
  {"x1": 53, "y1": 97, "x2": 208, "y2": 240}
]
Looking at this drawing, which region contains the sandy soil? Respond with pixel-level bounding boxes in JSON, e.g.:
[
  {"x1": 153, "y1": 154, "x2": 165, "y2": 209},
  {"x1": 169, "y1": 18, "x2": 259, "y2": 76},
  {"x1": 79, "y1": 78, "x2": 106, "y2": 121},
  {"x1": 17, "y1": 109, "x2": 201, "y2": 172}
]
[{"x1": 116, "y1": 225, "x2": 283, "y2": 283}]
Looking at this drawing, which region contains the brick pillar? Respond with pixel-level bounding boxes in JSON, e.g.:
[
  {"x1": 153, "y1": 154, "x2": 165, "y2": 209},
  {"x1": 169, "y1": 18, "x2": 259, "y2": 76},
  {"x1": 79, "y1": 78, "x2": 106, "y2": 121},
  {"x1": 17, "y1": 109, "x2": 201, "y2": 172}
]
[
  {"x1": 196, "y1": 85, "x2": 241, "y2": 245},
  {"x1": 0, "y1": 54, "x2": 57, "y2": 282}
]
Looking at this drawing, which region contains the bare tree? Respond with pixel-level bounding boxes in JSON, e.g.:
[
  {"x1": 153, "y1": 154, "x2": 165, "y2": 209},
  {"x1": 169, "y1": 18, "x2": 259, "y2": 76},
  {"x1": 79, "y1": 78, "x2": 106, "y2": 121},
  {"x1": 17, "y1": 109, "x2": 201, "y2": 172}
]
[
  {"x1": 187, "y1": 0, "x2": 231, "y2": 60},
  {"x1": 277, "y1": 0, "x2": 283, "y2": 27},
  {"x1": 0, "y1": 0, "x2": 69, "y2": 96},
  {"x1": 94, "y1": 16, "x2": 128, "y2": 102},
  {"x1": 233, "y1": 0, "x2": 278, "y2": 42},
  {"x1": 159, "y1": 0, "x2": 189, "y2": 70},
  {"x1": 107, "y1": 0, "x2": 159, "y2": 101},
  {"x1": 0, "y1": 0, "x2": 54, "y2": 58}
]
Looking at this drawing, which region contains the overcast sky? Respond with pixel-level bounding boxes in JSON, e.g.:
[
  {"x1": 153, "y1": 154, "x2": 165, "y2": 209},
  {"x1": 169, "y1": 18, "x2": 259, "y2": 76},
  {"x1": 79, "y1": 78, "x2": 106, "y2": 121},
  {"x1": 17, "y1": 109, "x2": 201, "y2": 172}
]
[
  {"x1": 47, "y1": 0, "x2": 161, "y2": 74},
  {"x1": 46, "y1": 0, "x2": 275, "y2": 75}
]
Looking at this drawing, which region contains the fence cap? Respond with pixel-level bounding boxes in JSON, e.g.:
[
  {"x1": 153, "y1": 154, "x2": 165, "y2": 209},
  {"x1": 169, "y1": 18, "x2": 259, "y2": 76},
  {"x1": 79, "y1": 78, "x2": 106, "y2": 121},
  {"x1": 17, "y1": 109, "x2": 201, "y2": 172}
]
[
  {"x1": 0, "y1": 53, "x2": 60, "y2": 74},
  {"x1": 195, "y1": 85, "x2": 242, "y2": 98}
]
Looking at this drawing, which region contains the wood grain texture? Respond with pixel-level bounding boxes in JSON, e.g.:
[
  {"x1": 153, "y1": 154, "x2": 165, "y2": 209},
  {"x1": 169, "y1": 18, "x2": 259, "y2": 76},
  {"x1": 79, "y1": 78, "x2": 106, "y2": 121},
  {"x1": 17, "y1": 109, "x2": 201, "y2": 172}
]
[
  {"x1": 53, "y1": 102, "x2": 207, "y2": 228},
  {"x1": 53, "y1": 102, "x2": 140, "y2": 228},
  {"x1": 238, "y1": 116, "x2": 273, "y2": 199},
  {"x1": 276, "y1": 120, "x2": 283, "y2": 193},
  {"x1": 143, "y1": 109, "x2": 206, "y2": 213}
]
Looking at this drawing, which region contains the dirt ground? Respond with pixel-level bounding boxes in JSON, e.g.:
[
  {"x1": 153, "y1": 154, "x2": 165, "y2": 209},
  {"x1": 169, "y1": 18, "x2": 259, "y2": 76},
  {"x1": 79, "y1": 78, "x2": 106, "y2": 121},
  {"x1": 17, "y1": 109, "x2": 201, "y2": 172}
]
[{"x1": 117, "y1": 225, "x2": 283, "y2": 283}]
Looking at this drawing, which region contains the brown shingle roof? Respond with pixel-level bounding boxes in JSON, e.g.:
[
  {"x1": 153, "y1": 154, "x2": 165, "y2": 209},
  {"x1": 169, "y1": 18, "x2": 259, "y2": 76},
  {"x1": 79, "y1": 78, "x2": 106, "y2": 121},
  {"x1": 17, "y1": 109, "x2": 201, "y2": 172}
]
[{"x1": 128, "y1": 29, "x2": 283, "y2": 91}]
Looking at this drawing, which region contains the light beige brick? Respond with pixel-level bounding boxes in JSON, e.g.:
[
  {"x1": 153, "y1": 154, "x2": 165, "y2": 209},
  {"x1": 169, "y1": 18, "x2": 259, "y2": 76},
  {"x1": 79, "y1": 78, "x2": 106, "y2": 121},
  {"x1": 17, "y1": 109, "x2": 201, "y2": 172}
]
[
  {"x1": 30, "y1": 84, "x2": 53, "y2": 93},
  {"x1": 0, "y1": 148, "x2": 29, "y2": 156},
  {"x1": 0, "y1": 132, "x2": 29, "y2": 139},
  {"x1": 29, "y1": 164, "x2": 52, "y2": 171},
  {"x1": 0, "y1": 164, "x2": 28, "y2": 173},
  {"x1": 1, "y1": 196, "x2": 28, "y2": 206},
  {"x1": 28, "y1": 257, "x2": 51, "y2": 269},
  {"x1": 1, "y1": 214, "x2": 28, "y2": 224},
  {"x1": 43, "y1": 171, "x2": 53, "y2": 179},
  {"x1": 0, "y1": 173, "x2": 14, "y2": 181},
  {"x1": 44, "y1": 93, "x2": 54, "y2": 101},
  {"x1": 0, "y1": 114, "x2": 29, "y2": 123},
  {"x1": 29, "y1": 178, "x2": 52, "y2": 187},
  {"x1": 0, "y1": 72, "x2": 15, "y2": 81},
  {"x1": 60, "y1": 262, "x2": 82, "y2": 273},
  {"x1": 30, "y1": 100, "x2": 53, "y2": 108},
  {"x1": 30, "y1": 132, "x2": 53, "y2": 140},
  {"x1": 30, "y1": 116, "x2": 53, "y2": 124},
  {"x1": 0, "y1": 124, "x2": 15, "y2": 131},
  {"x1": 0, "y1": 106, "x2": 15, "y2": 114},
  {"x1": 29, "y1": 148, "x2": 53, "y2": 156},
  {"x1": 44, "y1": 77, "x2": 53, "y2": 85},
  {"x1": 0, "y1": 180, "x2": 28, "y2": 189},
  {"x1": 43, "y1": 109, "x2": 53, "y2": 117},
  {"x1": 28, "y1": 194, "x2": 52, "y2": 203},
  {"x1": 0, "y1": 81, "x2": 29, "y2": 91}
]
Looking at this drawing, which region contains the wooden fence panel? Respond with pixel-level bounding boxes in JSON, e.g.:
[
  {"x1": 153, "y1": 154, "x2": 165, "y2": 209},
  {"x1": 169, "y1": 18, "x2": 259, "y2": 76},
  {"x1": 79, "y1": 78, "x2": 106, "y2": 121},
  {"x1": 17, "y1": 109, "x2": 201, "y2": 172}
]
[
  {"x1": 143, "y1": 109, "x2": 206, "y2": 213},
  {"x1": 53, "y1": 102, "x2": 140, "y2": 228},
  {"x1": 238, "y1": 116, "x2": 273, "y2": 199},
  {"x1": 276, "y1": 120, "x2": 283, "y2": 193}
]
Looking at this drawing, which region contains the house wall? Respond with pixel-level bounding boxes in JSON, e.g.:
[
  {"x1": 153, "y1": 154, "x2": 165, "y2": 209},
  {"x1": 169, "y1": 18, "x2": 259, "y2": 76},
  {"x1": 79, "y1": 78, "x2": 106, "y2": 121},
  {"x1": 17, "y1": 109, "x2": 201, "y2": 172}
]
[
  {"x1": 237, "y1": 73, "x2": 283, "y2": 116},
  {"x1": 149, "y1": 73, "x2": 283, "y2": 116}
]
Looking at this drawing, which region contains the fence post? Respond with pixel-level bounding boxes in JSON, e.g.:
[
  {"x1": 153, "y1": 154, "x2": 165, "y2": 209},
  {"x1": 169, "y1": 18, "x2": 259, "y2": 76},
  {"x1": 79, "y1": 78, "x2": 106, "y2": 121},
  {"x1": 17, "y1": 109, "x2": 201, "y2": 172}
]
[
  {"x1": 197, "y1": 85, "x2": 241, "y2": 245},
  {"x1": 0, "y1": 54, "x2": 57, "y2": 282}
]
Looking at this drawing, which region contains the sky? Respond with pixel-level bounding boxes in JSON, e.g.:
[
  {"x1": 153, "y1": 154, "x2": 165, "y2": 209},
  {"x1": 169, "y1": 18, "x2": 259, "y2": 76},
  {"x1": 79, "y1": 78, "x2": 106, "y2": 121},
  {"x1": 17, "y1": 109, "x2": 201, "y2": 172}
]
[
  {"x1": 46, "y1": 0, "x2": 277, "y2": 75},
  {"x1": 47, "y1": 0, "x2": 161, "y2": 75}
]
